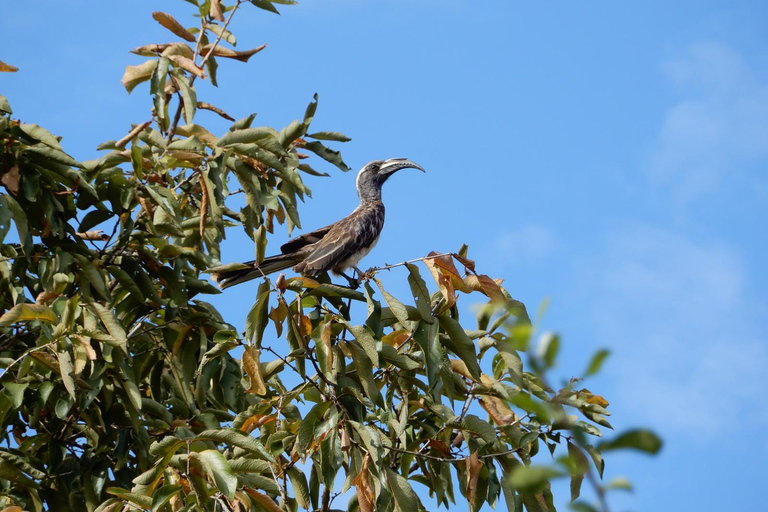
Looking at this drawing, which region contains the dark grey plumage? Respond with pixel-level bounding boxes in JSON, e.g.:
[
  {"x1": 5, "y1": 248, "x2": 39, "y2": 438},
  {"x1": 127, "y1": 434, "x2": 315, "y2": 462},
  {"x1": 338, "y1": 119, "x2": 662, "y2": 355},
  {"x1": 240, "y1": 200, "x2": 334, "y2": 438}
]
[{"x1": 210, "y1": 158, "x2": 424, "y2": 289}]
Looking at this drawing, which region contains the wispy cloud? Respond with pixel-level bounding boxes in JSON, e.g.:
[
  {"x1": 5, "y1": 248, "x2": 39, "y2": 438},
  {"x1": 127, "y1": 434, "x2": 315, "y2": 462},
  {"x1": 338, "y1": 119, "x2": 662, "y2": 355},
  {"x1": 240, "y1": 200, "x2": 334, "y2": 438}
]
[
  {"x1": 651, "y1": 42, "x2": 768, "y2": 200},
  {"x1": 588, "y1": 225, "x2": 768, "y2": 438}
]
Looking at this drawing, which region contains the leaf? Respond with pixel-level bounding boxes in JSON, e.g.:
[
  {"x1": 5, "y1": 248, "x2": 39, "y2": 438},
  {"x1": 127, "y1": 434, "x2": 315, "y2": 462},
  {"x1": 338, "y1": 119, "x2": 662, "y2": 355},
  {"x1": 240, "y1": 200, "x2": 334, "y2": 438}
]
[
  {"x1": 243, "y1": 489, "x2": 283, "y2": 512},
  {"x1": 375, "y1": 278, "x2": 409, "y2": 326},
  {"x1": 19, "y1": 123, "x2": 63, "y2": 149},
  {"x1": 2, "y1": 382, "x2": 27, "y2": 408},
  {"x1": 242, "y1": 346, "x2": 267, "y2": 395},
  {"x1": 303, "y1": 141, "x2": 350, "y2": 171},
  {"x1": 210, "y1": 0, "x2": 226, "y2": 21},
  {"x1": 599, "y1": 429, "x2": 662, "y2": 454},
  {"x1": 216, "y1": 127, "x2": 274, "y2": 146},
  {"x1": 454, "y1": 414, "x2": 496, "y2": 444},
  {"x1": 88, "y1": 303, "x2": 128, "y2": 351},
  {"x1": 438, "y1": 314, "x2": 480, "y2": 380},
  {"x1": 250, "y1": 0, "x2": 281, "y2": 14},
  {"x1": 171, "y1": 68, "x2": 197, "y2": 124},
  {"x1": 405, "y1": 263, "x2": 434, "y2": 323},
  {"x1": 200, "y1": 44, "x2": 268, "y2": 62},
  {"x1": 584, "y1": 349, "x2": 610, "y2": 377},
  {"x1": 347, "y1": 324, "x2": 379, "y2": 367},
  {"x1": 167, "y1": 54, "x2": 205, "y2": 78},
  {"x1": 0, "y1": 61, "x2": 19, "y2": 72},
  {"x1": 121, "y1": 59, "x2": 158, "y2": 93},
  {"x1": 567, "y1": 442, "x2": 589, "y2": 502},
  {"x1": 150, "y1": 484, "x2": 181, "y2": 512},
  {"x1": 306, "y1": 131, "x2": 351, "y2": 142},
  {"x1": 509, "y1": 466, "x2": 562, "y2": 492},
  {"x1": 58, "y1": 349, "x2": 77, "y2": 399},
  {"x1": 0, "y1": 303, "x2": 57, "y2": 326},
  {"x1": 197, "y1": 428, "x2": 274, "y2": 461},
  {"x1": 245, "y1": 280, "x2": 271, "y2": 346},
  {"x1": 385, "y1": 466, "x2": 422, "y2": 512},
  {"x1": 152, "y1": 11, "x2": 196, "y2": 42},
  {"x1": 194, "y1": 450, "x2": 237, "y2": 499},
  {"x1": 0, "y1": 94, "x2": 12, "y2": 114}
]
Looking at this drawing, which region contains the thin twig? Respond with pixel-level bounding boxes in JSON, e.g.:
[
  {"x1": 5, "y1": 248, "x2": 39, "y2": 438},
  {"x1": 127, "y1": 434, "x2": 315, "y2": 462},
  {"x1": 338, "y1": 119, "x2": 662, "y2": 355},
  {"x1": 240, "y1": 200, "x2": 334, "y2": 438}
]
[
  {"x1": 366, "y1": 252, "x2": 453, "y2": 273},
  {"x1": 0, "y1": 341, "x2": 57, "y2": 379}
]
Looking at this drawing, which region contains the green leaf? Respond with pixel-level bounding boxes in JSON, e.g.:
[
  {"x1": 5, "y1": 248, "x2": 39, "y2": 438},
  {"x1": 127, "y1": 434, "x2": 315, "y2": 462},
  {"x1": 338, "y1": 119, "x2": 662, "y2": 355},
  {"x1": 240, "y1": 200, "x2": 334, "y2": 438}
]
[
  {"x1": 347, "y1": 324, "x2": 379, "y2": 367},
  {"x1": 245, "y1": 280, "x2": 271, "y2": 347},
  {"x1": 88, "y1": 303, "x2": 128, "y2": 351},
  {"x1": 171, "y1": 68, "x2": 197, "y2": 124},
  {"x1": 539, "y1": 332, "x2": 559, "y2": 368},
  {"x1": 217, "y1": 127, "x2": 274, "y2": 146},
  {"x1": 599, "y1": 429, "x2": 662, "y2": 454},
  {"x1": 306, "y1": 131, "x2": 351, "y2": 142},
  {"x1": 2, "y1": 382, "x2": 28, "y2": 408},
  {"x1": 197, "y1": 428, "x2": 275, "y2": 461},
  {"x1": 19, "y1": 123, "x2": 63, "y2": 149},
  {"x1": 303, "y1": 141, "x2": 350, "y2": 171},
  {"x1": 250, "y1": 0, "x2": 281, "y2": 14},
  {"x1": 385, "y1": 466, "x2": 422, "y2": 512},
  {"x1": 438, "y1": 314, "x2": 481, "y2": 380},
  {"x1": 106, "y1": 488, "x2": 152, "y2": 508},
  {"x1": 375, "y1": 278, "x2": 409, "y2": 326},
  {"x1": 207, "y1": 23, "x2": 237, "y2": 46},
  {"x1": 0, "y1": 94, "x2": 12, "y2": 114},
  {"x1": 453, "y1": 414, "x2": 496, "y2": 443},
  {"x1": 509, "y1": 465, "x2": 562, "y2": 492},
  {"x1": 23, "y1": 144, "x2": 82, "y2": 168},
  {"x1": 584, "y1": 349, "x2": 610, "y2": 377},
  {"x1": 195, "y1": 450, "x2": 237, "y2": 499},
  {"x1": 58, "y1": 349, "x2": 77, "y2": 399},
  {"x1": 0, "y1": 303, "x2": 57, "y2": 326},
  {"x1": 151, "y1": 484, "x2": 181, "y2": 512},
  {"x1": 73, "y1": 254, "x2": 110, "y2": 301},
  {"x1": 406, "y1": 263, "x2": 434, "y2": 323}
]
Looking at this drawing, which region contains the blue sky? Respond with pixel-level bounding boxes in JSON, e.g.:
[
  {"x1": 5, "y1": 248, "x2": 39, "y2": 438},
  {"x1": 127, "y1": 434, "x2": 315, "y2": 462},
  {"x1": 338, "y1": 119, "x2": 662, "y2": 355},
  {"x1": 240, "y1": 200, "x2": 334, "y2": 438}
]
[{"x1": 3, "y1": 0, "x2": 768, "y2": 510}]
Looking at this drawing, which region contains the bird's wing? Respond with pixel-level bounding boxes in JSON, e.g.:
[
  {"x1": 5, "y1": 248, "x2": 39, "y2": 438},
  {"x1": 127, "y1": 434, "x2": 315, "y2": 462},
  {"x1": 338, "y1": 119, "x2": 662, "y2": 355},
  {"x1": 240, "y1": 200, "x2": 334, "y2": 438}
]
[
  {"x1": 297, "y1": 206, "x2": 383, "y2": 274},
  {"x1": 280, "y1": 224, "x2": 334, "y2": 254}
]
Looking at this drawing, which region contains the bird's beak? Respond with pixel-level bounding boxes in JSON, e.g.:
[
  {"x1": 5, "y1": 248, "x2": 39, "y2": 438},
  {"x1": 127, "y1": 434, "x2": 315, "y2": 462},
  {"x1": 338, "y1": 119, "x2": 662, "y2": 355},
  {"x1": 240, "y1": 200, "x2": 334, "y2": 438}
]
[{"x1": 379, "y1": 158, "x2": 426, "y2": 176}]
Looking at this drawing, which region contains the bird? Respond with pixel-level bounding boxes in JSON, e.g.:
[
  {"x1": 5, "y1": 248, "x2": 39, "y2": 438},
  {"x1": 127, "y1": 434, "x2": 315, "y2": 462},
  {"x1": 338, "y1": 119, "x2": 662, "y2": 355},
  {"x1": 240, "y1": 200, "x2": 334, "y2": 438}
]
[{"x1": 209, "y1": 157, "x2": 425, "y2": 289}]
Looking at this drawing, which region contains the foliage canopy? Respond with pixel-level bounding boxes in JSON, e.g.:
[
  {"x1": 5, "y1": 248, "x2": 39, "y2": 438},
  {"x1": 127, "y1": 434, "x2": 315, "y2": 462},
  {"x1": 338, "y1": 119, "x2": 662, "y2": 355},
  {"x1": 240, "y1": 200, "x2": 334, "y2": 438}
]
[{"x1": 0, "y1": 2, "x2": 659, "y2": 511}]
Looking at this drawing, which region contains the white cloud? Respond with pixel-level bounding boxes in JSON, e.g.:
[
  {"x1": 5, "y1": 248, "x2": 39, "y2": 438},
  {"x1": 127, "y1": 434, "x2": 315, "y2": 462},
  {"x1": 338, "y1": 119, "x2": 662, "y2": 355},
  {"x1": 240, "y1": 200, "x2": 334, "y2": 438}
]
[
  {"x1": 651, "y1": 42, "x2": 768, "y2": 200},
  {"x1": 589, "y1": 226, "x2": 768, "y2": 438}
]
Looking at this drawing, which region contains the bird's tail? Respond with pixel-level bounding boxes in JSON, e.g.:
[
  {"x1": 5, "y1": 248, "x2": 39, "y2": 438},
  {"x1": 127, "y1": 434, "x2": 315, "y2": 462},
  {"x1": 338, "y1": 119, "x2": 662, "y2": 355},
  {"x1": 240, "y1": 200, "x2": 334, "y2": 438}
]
[{"x1": 208, "y1": 253, "x2": 299, "y2": 289}]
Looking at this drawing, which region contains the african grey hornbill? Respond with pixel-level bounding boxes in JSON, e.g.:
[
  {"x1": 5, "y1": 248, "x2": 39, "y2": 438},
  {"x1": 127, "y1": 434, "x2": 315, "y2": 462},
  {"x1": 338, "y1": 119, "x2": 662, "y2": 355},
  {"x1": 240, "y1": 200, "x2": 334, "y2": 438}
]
[{"x1": 209, "y1": 158, "x2": 425, "y2": 289}]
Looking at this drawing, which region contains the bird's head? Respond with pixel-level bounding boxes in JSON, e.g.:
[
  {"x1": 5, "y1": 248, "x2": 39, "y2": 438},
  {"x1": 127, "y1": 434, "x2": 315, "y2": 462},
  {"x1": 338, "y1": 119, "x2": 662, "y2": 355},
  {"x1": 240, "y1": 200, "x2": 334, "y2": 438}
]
[{"x1": 355, "y1": 158, "x2": 425, "y2": 202}]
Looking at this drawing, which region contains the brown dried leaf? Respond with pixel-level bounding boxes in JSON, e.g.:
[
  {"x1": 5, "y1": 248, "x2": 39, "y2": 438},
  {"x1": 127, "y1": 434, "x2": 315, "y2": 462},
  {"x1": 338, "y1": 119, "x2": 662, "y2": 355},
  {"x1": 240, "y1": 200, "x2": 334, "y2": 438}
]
[
  {"x1": 1, "y1": 165, "x2": 20, "y2": 195},
  {"x1": 340, "y1": 427, "x2": 351, "y2": 452},
  {"x1": 200, "y1": 43, "x2": 267, "y2": 63},
  {"x1": 242, "y1": 346, "x2": 266, "y2": 395},
  {"x1": 426, "y1": 439, "x2": 452, "y2": 457},
  {"x1": 478, "y1": 396, "x2": 519, "y2": 426},
  {"x1": 268, "y1": 301, "x2": 288, "y2": 337},
  {"x1": 152, "y1": 11, "x2": 196, "y2": 42},
  {"x1": 352, "y1": 454, "x2": 374, "y2": 512},
  {"x1": 0, "y1": 61, "x2": 19, "y2": 72},
  {"x1": 464, "y1": 452, "x2": 483, "y2": 506},
  {"x1": 167, "y1": 54, "x2": 205, "y2": 78},
  {"x1": 210, "y1": 0, "x2": 226, "y2": 21},
  {"x1": 197, "y1": 101, "x2": 235, "y2": 121},
  {"x1": 424, "y1": 255, "x2": 456, "y2": 310}
]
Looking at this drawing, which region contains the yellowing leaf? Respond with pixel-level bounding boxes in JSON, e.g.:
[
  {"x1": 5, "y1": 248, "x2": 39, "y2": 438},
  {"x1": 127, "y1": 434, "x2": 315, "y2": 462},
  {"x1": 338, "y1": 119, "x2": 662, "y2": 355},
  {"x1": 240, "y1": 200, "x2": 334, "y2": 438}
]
[
  {"x1": 210, "y1": 0, "x2": 226, "y2": 21},
  {"x1": 242, "y1": 346, "x2": 266, "y2": 395},
  {"x1": 478, "y1": 396, "x2": 518, "y2": 426},
  {"x1": 353, "y1": 454, "x2": 374, "y2": 512},
  {"x1": 0, "y1": 303, "x2": 57, "y2": 326},
  {"x1": 1, "y1": 165, "x2": 20, "y2": 195},
  {"x1": 121, "y1": 59, "x2": 158, "y2": 93},
  {"x1": 200, "y1": 43, "x2": 267, "y2": 62}
]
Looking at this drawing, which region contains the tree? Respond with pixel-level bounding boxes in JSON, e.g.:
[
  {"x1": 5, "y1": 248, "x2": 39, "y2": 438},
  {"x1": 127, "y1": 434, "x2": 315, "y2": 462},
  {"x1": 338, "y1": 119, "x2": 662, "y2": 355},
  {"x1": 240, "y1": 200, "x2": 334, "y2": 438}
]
[{"x1": 0, "y1": 2, "x2": 660, "y2": 511}]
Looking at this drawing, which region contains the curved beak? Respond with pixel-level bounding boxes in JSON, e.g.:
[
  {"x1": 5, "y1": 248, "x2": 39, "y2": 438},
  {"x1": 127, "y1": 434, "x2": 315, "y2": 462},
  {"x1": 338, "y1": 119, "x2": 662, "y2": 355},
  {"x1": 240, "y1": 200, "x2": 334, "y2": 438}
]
[{"x1": 379, "y1": 157, "x2": 425, "y2": 176}]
